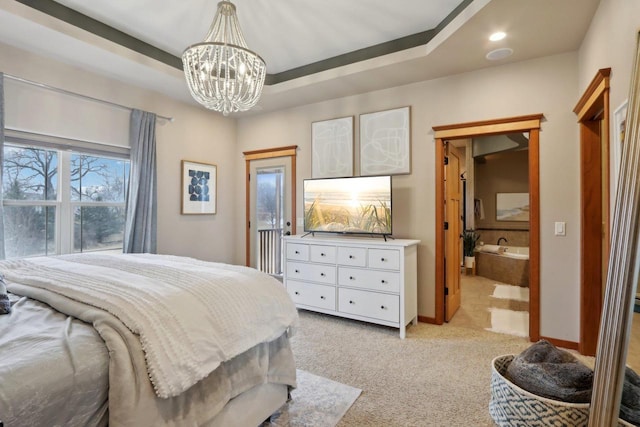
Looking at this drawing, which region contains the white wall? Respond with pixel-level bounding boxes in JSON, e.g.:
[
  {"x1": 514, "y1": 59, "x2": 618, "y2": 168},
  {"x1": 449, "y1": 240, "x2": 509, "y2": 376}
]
[
  {"x1": 0, "y1": 41, "x2": 239, "y2": 264},
  {"x1": 238, "y1": 52, "x2": 582, "y2": 341}
]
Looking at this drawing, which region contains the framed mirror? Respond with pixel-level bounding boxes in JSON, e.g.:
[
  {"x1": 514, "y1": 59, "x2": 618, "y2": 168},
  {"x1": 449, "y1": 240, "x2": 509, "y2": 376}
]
[{"x1": 590, "y1": 31, "x2": 640, "y2": 426}]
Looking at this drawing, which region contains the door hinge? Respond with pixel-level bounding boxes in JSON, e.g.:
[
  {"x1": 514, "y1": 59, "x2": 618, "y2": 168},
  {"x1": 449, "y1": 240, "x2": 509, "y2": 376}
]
[
  {"x1": 248, "y1": 221, "x2": 251, "y2": 229},
  {"x1": 248, "y1": 173, "x2": 250, "y2": 181},
  {"x1": 445, "y1": 287, "x2": 449, "y2": 296},
  {"x1": 444, "y1": 221, "x2": 449, "y2": 230},
  {"x1": 444, "y1": 156, "x2": 449, "y2": 165}
]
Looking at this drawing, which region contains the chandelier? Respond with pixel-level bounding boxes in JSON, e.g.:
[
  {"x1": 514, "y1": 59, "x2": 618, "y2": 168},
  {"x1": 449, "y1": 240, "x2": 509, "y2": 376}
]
[{"x1": 182, "y1": 1, "x2": 266, "y2": 116}]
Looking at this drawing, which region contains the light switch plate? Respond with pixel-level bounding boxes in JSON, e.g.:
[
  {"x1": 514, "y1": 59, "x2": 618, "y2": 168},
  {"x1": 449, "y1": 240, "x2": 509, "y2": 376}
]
[{"x1": 554, "y1": 221, "x2": 566, "y2": 236}]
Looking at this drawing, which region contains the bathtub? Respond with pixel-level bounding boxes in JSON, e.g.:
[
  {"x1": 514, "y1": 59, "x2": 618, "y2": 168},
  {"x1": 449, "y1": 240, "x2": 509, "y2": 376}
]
[
  {"x1": 478, "y1": 244, "x2": 529, "y2": 260},
  {"x1": 475, "y1": 244, "x2": 530, "y2": 286}
]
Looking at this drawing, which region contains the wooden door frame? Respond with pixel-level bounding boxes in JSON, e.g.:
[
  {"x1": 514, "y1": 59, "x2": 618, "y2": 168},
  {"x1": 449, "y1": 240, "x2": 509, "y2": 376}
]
[
  {"x1": 433, "y1": 114, "x2": 543, "y2": 343},
  {"x1": 573, "y1": 68, "x2": 611, "y2": 356},
  {"x1": 243, "y1": 145, "x2": 298, "y2": 266}
]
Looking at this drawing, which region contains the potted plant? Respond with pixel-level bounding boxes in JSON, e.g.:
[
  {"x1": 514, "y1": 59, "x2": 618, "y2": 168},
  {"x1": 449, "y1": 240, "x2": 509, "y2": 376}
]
[{"x1": 462, "y1": 229, "x2": 480, "y2": 269}]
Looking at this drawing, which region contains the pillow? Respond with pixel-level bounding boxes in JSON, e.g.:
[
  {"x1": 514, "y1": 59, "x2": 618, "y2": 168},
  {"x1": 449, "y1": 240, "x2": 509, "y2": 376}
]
[{"x1": 0, "y1": 275, "x2": 10, "y2": 315}]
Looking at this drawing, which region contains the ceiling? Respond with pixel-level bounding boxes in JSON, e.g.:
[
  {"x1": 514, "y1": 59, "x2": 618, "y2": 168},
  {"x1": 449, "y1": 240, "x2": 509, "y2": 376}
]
[{"x1": 0, "y1": 0, "x2": 600, "y2": 116}]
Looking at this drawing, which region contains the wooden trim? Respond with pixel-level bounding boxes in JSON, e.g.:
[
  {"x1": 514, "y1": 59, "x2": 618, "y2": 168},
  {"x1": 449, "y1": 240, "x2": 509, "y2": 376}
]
[
  {"x1": 433, "y1": 115, "x2": 543, "y2": 341},
  {"x1": 579, "y1": 120, "x2": 605, "y2": 356},
  {"x1": 243, "y1": 145, "x2": 298, "y2": 161},
  {"x1": 573, "y1": 68, "x2": 611, "y2": 120},
  {"x1": 434, "y1": 138, "x2": 445, "y2": 325},
  {"x1": 540, "y1": 336, "x2": 580, "y2": 351},
  {"x1": 433, "y1": 114, "x2": 544, "y2": 139},
  {"x1": 528, "y1": 128, "x2": 541, "y2": 342},
  {"x1": 245, "y1": 158, "x2": 251, "y2": 266},
  {"x1": 242, "y1": 146, "x2": 298, "y2": 266},
  {"x1": 418, "y1": 315, "x2": 437, "y2": 324},
  {"x1": 574, "y1": 69, "x2": 611, "y2": 356}
]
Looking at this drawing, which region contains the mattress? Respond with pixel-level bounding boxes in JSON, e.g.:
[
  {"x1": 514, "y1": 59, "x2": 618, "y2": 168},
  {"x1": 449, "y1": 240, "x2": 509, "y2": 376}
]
[{"x1": 0, "y1": 293, "x2": 109, "y2": 427}]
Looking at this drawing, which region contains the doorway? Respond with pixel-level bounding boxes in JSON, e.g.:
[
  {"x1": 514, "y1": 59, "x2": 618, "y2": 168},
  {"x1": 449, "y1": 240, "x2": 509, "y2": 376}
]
[
  {"x1": 433, "y1": 114, "x2": 543, "y2": 342},
  {"x1": 243, "y1": 146, "x2": 298, "y2": 274},
  {"x1": 573, "y1": 68, "x2": 611, "y2": 356},
  {"x1": 249, "y1": 159, "x2": 290, "y2": 275}
]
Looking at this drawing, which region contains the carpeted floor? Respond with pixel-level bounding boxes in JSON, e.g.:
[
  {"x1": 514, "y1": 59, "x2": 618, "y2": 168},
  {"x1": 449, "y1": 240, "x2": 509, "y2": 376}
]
[{"x1": 290, "y1": 310, "x2": 532, "y2": 426}]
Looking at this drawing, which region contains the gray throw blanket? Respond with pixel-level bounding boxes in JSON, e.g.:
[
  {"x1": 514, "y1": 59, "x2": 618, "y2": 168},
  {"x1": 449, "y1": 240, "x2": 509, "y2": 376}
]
[
  {"x1": 505, "y1": 340, "x2": 593, "y2": 403},
  {"x1": 621, "y1": 366, "x2": 640, "y2": 425},
  {"x1": 506, "y1": 340, "x2": 640, "y2": 424}
]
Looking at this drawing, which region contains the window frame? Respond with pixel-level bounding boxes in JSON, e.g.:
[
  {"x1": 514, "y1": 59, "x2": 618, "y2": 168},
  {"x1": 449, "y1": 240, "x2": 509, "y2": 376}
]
[{"x1": 2, "y1": 133, "x2": 130, "y2": 257}]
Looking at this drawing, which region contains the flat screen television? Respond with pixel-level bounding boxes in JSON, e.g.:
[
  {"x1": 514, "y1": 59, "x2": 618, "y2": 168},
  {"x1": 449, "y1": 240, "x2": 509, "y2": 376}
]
[{"x1": 303, "y1": 175, "x2": 392, "y2": 236}]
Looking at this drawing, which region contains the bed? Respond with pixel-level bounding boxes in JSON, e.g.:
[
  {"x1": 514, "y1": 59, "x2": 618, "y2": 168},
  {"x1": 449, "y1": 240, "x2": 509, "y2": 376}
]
[{"x1": 0, "y1": 253, "x2": 299, "y2": 427}]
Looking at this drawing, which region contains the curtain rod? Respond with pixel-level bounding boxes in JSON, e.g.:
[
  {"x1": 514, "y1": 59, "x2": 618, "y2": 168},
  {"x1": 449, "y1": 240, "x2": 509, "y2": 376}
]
[{"x1": 3, "y1": 74, "x2": 174, "y2": 123}]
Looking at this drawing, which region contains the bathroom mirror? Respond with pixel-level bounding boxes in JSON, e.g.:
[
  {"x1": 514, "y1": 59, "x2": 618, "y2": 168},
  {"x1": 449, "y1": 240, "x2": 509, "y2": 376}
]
[{"x1": 589, "y1": 31, "x2": 640, "y2": 426}]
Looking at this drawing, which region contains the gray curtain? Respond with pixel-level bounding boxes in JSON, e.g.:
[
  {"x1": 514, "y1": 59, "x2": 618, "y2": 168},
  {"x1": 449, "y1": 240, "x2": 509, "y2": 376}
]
[
  {"x1": 0, "y1": 73, "x2": 6, "y2": 259},
  {"x1": 124, "y1": 109, "x2": 157, "y2": 253}
]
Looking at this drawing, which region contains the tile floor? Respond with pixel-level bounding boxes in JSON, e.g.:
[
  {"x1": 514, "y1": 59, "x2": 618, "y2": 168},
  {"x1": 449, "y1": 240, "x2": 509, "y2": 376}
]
[{"x1": 450, "y1": 272, "x2": 640, "y2": 370}]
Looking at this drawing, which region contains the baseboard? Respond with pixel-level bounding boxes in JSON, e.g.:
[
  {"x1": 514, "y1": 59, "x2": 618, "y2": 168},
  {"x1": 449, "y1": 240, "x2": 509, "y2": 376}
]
[
  {"x1": 540, "y1": 336, "x2": 579, "y2": 351},
  {"x1": 418, "y1": 315, "x2": 438, "y2": 324}
]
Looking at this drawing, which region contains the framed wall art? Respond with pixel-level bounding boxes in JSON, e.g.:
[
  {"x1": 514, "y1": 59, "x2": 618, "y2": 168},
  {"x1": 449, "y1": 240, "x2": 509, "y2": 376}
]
[
  {"x1": 311, "y1": 116, "x2": 354, "y2": 178},
  {"x1": 613, "y1": 99, "x2": 628, "y2": 189},
  {"x1": 360, "y1": 106, "x2": 411, "y2": 176},
  {"x1": 496, "y1": 192, "x2": 529, "y2": 222},
  {"x1": 181, "y1": 160, "x2": 217, "y2": 214}
]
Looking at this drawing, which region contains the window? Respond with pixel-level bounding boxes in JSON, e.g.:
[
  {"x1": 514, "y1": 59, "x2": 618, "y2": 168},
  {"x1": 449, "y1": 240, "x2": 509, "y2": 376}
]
[{"x1": 2, "y1": 142, "x2": 130, "y2": 258}]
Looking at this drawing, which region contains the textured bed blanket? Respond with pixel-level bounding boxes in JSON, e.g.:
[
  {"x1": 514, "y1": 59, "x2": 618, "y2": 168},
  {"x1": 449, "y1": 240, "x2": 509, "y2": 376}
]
[{"x1": 1, "y1": 253, "x2": 298, "y2": 426}]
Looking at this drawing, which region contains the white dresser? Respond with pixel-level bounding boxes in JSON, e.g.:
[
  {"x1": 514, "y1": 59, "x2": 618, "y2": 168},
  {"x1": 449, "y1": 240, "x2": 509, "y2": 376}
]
[{"x1": 283, "y1": 235, "x2": 420, "y2": 338}]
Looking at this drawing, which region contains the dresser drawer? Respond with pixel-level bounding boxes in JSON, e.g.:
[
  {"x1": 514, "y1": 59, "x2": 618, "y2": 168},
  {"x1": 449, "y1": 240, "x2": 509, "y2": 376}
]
[
  {"x1": 286, "y1": 261, "x2": 336, "y2": 285},
  {"x1": 287, "y1": 280, "x2": 336, "y2": 311},
  {"x1": 368, "y1": 249, "x2": 400, "y2": 270},
  {"x1": 286, "y1": 243, "x2": 309, "y2": 261},
  {"x1": 309, "y1": 245, "x2": 337, "y2": 263},
  {"x1": 336, "y1": 246, "x2": 367, "y2": 267},
  {"x1": 338, "y1": 288, "x2": 399, "y2": 323},
  {"x1": 338, "y1": 267, "x2": 400, "y2": 293}
]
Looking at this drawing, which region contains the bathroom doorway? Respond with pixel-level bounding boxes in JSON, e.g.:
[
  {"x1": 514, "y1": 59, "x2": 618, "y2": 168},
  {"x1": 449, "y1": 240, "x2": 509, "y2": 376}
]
[
  {"x1": 433, "y1": 114, "x2": 543, "y2": 342},
  {"x1": 457, "y1": 137, "x2": 531, "y2": 337}
]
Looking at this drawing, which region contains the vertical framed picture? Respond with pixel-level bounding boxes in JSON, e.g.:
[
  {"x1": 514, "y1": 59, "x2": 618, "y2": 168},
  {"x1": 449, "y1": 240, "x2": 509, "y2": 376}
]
[
  {"x1": 360, "y1": 106, "x2": 411, "y2": 176},
  {"x1": 613, "y1": 100, "x2": 628, "y2": 189},
  {"x1": 311, "y1": 116, "x2": 354, "y2": 178},
  {"x1": 181, "y1": 160, "x2": 217, "y2": 214}
]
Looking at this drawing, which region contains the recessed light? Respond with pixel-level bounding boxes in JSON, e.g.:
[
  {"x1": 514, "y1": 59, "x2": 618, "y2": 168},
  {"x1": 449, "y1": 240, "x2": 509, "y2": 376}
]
[
  {"x1": 486, "y1": 48, "x2": 513, "y2": 61},
  {"x1": 489, "y1": 32, "x2": 507, "y2": 42}
]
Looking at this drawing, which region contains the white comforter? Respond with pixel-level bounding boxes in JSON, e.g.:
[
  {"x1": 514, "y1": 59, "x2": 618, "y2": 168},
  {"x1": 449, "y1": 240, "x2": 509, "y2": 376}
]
[{"x1": 1, "y1": 253, "x2": 298, "y2": 426}]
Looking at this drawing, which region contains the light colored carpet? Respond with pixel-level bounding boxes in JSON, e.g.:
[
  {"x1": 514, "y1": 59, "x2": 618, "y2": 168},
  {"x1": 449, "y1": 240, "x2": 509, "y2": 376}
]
[
  {"x1": 265, "y1": 369, "x2": 361, "y2": 427},
  {"x1": 290, "y1": 310, "x2": 533, "y2": 426}
]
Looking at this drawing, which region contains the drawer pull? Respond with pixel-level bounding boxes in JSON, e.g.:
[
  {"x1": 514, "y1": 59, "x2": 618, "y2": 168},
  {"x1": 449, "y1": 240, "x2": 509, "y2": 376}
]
[
  {"x1": 349, "y1": 276, "x2": 355, "y2": 280},
  {"x1": 349, "y1": 300, "x2": 355, "y2": 304},
  {"x1": 381, "y1": 257, "x2": 386, "y2": 262},
  {"x1": 294, "y1": 291, "x2": 299, "y2": 295},
  {"x1": 295, "y1": 269, "x2": 300, "y2": 273},
  {"x1": 380, "y1": 305, "x2": 386, "y2": 310},
  {"x1": 321, "y1": 253, "x2": 326, "y2": 256},
  {"x1": 381, "y1": 279, "x2": 387, "y2": 284},
  {"x1": 349, "y1": 255, "x2": 354, "y2": 259},
  {"x1": 320, "y1": 273, "x2": 326, "y2": 277},
  {"x1": 295, "y1": 250, "x2": 300, "y2": 254},
  {"x1": 320, "y1": 296, "x2": 325, "y2": 300}
]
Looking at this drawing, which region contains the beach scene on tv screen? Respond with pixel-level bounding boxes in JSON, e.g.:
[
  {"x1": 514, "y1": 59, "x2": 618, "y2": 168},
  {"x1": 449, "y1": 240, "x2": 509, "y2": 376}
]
[{"x1": 304, "y1": 176, "x2": 391, "y2": 234}]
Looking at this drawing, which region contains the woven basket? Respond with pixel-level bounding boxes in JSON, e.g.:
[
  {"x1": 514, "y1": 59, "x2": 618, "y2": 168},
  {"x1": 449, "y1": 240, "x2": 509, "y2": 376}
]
[{"x1": 489, "y1": 355, "x2": 633, "y2": 427}]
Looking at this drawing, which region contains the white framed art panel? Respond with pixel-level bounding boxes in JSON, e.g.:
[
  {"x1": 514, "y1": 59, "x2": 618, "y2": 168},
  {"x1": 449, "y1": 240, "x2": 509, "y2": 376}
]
[
  {"x1": 613, "y1": 99, "x2": 628, "y2": 191},
  {"x1": 311, "y1": 116, "x2": 354, "y2": 178},
  {"x1": 359, "y1": 106, "x2": 411, "y2": 176}
]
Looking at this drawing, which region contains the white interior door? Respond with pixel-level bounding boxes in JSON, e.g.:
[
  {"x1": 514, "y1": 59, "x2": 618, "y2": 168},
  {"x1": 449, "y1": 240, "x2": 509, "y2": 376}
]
[{"x1": 249, "y1": 157, "x2": 292, "y2": 276}]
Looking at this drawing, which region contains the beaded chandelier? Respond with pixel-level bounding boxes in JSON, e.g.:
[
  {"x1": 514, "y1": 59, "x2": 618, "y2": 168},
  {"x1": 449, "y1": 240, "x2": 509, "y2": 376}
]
[{"x1": 182, "y1": 1, "x2": 266, "y2": 116}]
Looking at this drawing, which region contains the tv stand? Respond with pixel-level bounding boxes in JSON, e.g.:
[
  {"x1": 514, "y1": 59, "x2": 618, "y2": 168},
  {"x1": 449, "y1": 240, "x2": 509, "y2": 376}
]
[{"x1": 282, "y1": 234, "x2": 420, "y2": 338}]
